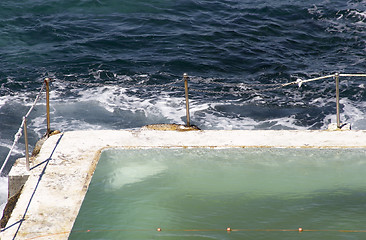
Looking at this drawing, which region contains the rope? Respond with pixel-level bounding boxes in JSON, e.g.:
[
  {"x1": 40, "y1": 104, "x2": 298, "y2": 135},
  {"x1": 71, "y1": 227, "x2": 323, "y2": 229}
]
[
  {"x1": 0, "y1": 82, "x2": 46, "y2": 176},
  {"x1": 339, "y1": 73, "x2": 366, "y2": 77},
  {"x1": 190, "y1": 79, "x2": 283, "y2": 87},
  {"x1": 188, "y1": 73, "x2": 366, "y2": 95},
  {"x1": 293, "y1": 74, "x2": 336, "y2": 87},
  {"x1": 24, "y1": 227, "x2": 366, "y2": 239},
  {"x1": 185, "y1": 74, "x2": 337, "y2": 95},
  {"x1": 286, "y1": 73, "x2": 366, "y2": 87},
  {"x1": 129, "y1": 79, "x2": 182, "y2": 88},
  {"x1": 63, "y1": 73, "x2": 366, "y2": 97},
  {"x1": 81, "y1": 79, "x2": 182, "y2": 89},
  {"x1": 189, "y1": 85, "x2": 285, "y2": 95}
]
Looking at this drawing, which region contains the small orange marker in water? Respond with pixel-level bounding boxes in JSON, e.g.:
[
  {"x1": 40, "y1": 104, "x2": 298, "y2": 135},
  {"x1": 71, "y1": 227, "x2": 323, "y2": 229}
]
[
  {"x1": 87, "y1": 230, "x2": 91, "y2": 232},
  {"x1": 298, "y1": 227, "x2": 303, "y2": 232},
  {"x1": 226, "y1": 227, "x2": 232, "y2": 232},
  {"x1": 157, "y1": 228, "x2": 162, "y2": 232}
]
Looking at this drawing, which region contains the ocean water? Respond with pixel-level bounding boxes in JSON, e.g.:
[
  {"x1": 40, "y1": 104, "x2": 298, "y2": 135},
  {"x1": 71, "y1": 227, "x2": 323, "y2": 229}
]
[
  {"x1": 70, "y1": 148, "x2": 366, "y2": 240},
  {"x1": 0, "y1": 0, "x2": 365, "y2": 218}
]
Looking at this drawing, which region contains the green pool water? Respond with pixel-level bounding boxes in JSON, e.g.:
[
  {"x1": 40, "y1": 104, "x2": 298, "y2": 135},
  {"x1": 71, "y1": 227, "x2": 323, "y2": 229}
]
[{"x1": 69, "y1": 148, "x2": 366, "y2": 240}]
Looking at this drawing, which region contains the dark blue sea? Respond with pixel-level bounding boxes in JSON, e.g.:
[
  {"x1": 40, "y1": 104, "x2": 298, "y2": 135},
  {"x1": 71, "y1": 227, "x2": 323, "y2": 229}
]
[{"x1": 0, "y1": 0, "x2": 365, "y2": 211}]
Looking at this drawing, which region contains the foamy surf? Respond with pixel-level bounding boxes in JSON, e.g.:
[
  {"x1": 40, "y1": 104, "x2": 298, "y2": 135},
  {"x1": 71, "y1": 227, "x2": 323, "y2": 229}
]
[{"x1": 0, "y1": 177, "x2": 8, "y2": 219}]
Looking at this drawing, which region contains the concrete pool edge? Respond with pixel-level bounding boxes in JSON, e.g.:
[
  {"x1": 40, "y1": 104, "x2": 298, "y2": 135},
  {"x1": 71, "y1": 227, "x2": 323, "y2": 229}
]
[{"x1": 1, "y1": 129, "x2": 366, "y2": 239}]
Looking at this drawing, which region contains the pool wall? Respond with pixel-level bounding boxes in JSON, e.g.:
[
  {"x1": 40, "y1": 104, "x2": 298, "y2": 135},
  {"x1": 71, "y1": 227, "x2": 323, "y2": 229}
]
[{"x1": 1, "y1": 129, "x2": 366, "y2": 239}]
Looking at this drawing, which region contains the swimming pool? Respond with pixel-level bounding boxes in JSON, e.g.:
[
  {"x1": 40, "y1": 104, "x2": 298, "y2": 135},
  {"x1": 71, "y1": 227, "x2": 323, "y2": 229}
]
[{"x1": 69, "y1": 148, "x2": 366, "y2": 240}]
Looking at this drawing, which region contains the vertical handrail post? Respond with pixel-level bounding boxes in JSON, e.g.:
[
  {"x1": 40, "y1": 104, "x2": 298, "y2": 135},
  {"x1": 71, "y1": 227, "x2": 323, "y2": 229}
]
[
  {"x1": 45, "y1": 78, "x2": 51, "y2": 135},
  {"x1": 335, "y1": 73, "x2": 340, "y2": 128},
  {"x1": 23, "y1": 117, "x2": 30, "y2": 171},
  {"x1": 184, "y1": 73, "x2": 191, "y2": 127}
]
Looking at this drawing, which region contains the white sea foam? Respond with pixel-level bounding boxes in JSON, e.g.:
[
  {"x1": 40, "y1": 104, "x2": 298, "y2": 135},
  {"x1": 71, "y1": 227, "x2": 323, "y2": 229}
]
[
  {"x1": 26, "y1": 82, "x2": 366, "y2": 132},
  {"x1": 74, "y1": 85, "x2": 188, "y2": 124},
  {"x1": 309, "y1": 97, "x2": 330, "y2": 107},
  {"x1": 0, "y1": 93, "x2": 31, "y2": 110},
  {"x1": 32, "y1": 115, "x2": 105, "y2": 137},
  {"x1": 321, "y1": 98, "x2": 366, "y2": 130},
  {"x1": 0, "y1": 139, "x2": 25, "y2": 157},
  {"x1": 0, "y1": 96, "x2": 8, "y2": 109},
  {"x1": 201, "y1": 113, "x2": 257, "y2": 130},
  {"x1": 0, "y1": 177, "x2": 8, "y2": 219},
  {"x1": 339, "y1": 99, "x2": 366, "y2": 130},
  {"x1": 349, "y1": 10, "x2": 366, "y2": 24}
]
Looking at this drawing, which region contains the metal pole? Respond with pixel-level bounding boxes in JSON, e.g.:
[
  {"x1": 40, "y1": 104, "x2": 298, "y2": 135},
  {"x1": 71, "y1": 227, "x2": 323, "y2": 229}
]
[
  {"x1": 335, "y1": 73, "x2": 340, "y2": 129},
  {"x1": 184, "y1": 73, "x2": 191, "y2": 127},
  {"x1": 45, "y1": 78, "x2": 51, "y2": 135},
  {"x1": 24, "y1": 117, "x2": 30, "y2": 171}
]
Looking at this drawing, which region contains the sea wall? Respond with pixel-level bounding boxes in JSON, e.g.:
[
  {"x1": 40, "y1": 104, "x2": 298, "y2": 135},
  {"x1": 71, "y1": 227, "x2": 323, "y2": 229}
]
[{"x1": 1, "y1": 129, "x2": 366, "y2": 239}]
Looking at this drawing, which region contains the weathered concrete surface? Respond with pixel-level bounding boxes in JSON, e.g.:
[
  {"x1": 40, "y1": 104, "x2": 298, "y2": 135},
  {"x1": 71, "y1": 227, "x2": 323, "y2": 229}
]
[
  {"x1": 7, "y1": 158, "x2": 30, "y2": 199},
  {"x1": 1, "y1": 129, "x2": 366, "y2": 239}
]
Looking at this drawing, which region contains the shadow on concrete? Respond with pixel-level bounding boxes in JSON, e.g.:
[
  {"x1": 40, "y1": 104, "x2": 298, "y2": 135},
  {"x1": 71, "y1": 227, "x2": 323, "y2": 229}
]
[{"x1": 1, "y1": 133, "x2": 63, "y2": 239}]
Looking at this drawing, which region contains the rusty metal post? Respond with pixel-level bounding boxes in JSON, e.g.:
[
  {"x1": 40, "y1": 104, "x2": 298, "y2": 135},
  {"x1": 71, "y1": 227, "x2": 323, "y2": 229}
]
[
  {"x1": 23, "y1": 117, "x2": 30, "y2": 171},
  {"x1": 335, "y1": 73, "x2": 340, "y2": 128},
  {"x1": 184, "y1": 73, "x2": 191, "y2": 127},
  {"x1": 45, "y1": 78, "x2": 51, "y2": 135}
]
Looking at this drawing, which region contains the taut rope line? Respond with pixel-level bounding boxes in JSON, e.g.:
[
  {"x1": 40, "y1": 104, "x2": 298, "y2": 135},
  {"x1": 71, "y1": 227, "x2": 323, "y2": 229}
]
[{"x1": 0, "y1": 82, "x2": 46, "y2": 176}]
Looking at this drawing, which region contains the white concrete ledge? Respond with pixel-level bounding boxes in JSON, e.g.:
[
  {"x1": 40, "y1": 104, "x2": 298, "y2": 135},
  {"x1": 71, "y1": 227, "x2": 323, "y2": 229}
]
[{"x1": 2, "y1": 129, "x2": 366, "y2": 239}]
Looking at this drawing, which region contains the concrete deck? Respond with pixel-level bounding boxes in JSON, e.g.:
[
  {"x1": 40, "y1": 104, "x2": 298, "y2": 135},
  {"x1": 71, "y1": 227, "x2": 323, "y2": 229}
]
[{"x1": 1, "y1": 129, "x2": 366, "y2": 239}]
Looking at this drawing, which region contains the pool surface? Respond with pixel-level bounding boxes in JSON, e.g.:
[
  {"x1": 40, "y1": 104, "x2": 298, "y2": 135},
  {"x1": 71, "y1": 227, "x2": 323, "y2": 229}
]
[{"x1": 70, "y1": 148, "x2": 366, "y2": 239}]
